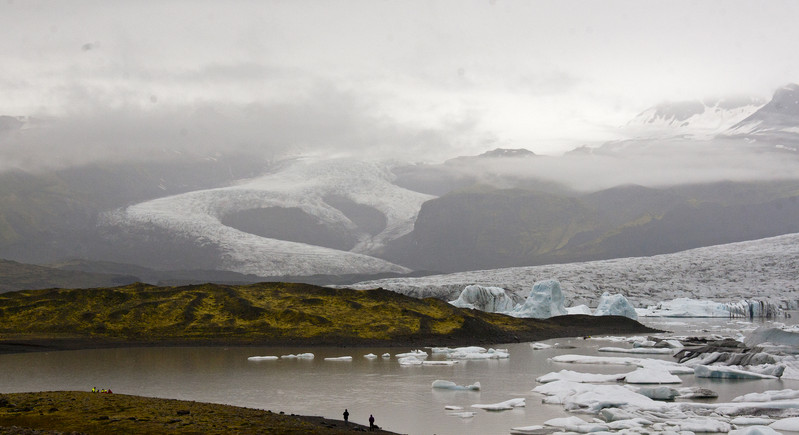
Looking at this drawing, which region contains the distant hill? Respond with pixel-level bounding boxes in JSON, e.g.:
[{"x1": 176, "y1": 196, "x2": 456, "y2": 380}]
[{"x1": 0, "y1": 259, "x2": 139, "y2": 293}]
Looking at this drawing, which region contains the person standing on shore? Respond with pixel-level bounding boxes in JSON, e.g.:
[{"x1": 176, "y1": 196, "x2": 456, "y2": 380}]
[
  {"x1": 343, "y1": 409, "x2": 349, "y2": 425},
  {"x1": 369, "y1": 414, "x2": 375, "y2": 431}
]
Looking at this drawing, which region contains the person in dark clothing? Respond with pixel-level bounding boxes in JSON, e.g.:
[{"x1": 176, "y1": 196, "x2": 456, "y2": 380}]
[
  {"x1": 343, "y1": 409, "x2": 349, "y2": 425},
  {"x1": 369, "y1": 414, "x2": 375, "y2": 431}
]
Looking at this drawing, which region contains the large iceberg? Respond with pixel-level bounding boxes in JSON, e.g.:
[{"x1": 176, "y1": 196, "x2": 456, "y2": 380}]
[
  {"x1": 638, "y1": 298, "x2": 782, "y2": 318},
  {"x1": 511, "y1": 279, "x2": 568, "y2": 318},
  {"x1": 448, "y1": 284, "x2": 516, "y2": 312},
  {"x1": 593, "y1": 292, "x2": 638, "y2": 320}
]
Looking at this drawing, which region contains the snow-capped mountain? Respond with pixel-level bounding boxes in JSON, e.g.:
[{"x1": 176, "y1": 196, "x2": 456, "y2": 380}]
[
  {"x1": 102, "y1": 158, "x2": 434, "y2": 277},
  {"x1": 623, "y1": 97, "x2": 764, "y2": 139},
  {"x1": 348, "y1": 232, "x2": 799, "y2": 308},
  {"x1": 724, "y1": 83, "x2": 799, "y2": 150}
]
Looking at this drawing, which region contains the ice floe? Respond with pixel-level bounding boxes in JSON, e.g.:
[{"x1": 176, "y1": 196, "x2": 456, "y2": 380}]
[
  {"x1": 550, "y1": 354, "x2": 695, "y2": 374},
  {"x1": 448, "y1": 284, "x2": 516, "y2": 312},
  {"x1": 279, "y1": 353, "x2": 315, "y2": 359},
  {"x1": 363, "y1": 353, "x2": 377, "y2": 359},
  {"x1": 536, "y1": 369, "x2": 626, "y2": 384},
  {"x1": 598, "y1": 346, "x2": 675, "y2": 355},
  {"x1": 471, "y1": 398, "x2": 525, "y2": 411},
  {"x1": 623, "y1": 367, "x2": 682, "y2": 384},
  {"x1": 395, "y1": 350, "x2": 428, "y2": 359},
  {"x1": 247, "y1": 356, "x2": 278, "y2": 361},
  {"x1": 323, "y1": 356, "x2": 352, "y2": 361},
  {"x1": 694, "y1": 364, "x2": 777, "y2": 379},
  {"x1": 431, "y1": 380, "x2": 480, "y2": 391}
]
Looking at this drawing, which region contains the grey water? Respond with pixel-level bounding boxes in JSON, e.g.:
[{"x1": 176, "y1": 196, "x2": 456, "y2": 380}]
[{"x1": 0, "y1": 317, "x2": 796, "y2": 434}]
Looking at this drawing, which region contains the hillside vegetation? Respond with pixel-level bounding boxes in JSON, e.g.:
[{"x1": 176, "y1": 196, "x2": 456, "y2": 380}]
[{"x1": 0, "y1": 282, "x2": 652, "y2": 351}]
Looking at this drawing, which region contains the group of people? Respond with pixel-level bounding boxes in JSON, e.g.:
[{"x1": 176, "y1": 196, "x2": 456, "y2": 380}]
[
  {"x1": 90, "y1": 387, "x2": 113, "y2": 394},
  {"x1": 343, "y1": 409, "x2": 377, "y2": 431}
]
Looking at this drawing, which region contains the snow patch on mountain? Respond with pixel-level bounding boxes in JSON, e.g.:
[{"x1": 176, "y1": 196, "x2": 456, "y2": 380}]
[
  {"x1": 623, "y1": 97, "x2": 763, "y2": 140},
  {"x1": 102, "y1": 158, "x2": 432, "y2": 276},
  {"x1": 348, "y1": 233, "x2": 799, "y2": 308}
]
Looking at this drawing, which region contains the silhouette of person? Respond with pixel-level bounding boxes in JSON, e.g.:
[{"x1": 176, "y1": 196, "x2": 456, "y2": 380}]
[
  {"x1": 343, "y1": 409, "x2": 349, "y2": 425},
  {"x1": 369, "y1": 414, "x2": 375, "y2": 431}
]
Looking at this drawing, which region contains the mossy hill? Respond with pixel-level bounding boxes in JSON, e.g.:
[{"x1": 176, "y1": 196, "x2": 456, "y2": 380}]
[
  {"x1": 0, "y1": 391, "x2": 394, "y2": 434},
  {"x1": 0, "y1": 282, "x2": 654, "y2": 352}
]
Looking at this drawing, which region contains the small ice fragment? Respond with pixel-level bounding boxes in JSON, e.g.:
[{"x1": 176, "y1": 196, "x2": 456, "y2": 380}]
[
  {"x1": 364, "y1": 353, "x2": 377, "y2": 359},
  {"x1": 247, "y1": 356, "x2": 278, "y2": 361},
  {"x1": 324, "y1": 356, "x2": 352, "y2": 361}
]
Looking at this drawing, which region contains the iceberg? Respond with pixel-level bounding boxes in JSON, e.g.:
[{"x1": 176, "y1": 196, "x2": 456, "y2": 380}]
[
  {"x1": 632, "y1": 386, "x2": 680, "y2": 400},
  {"x1": 733, "y1": 389, "x2": 799, "y2": 402},
  {"x1": 566, "y1": 304, "x2": 592, "y2": 315},
  {"x1": 364, "y1": 353, "x2": 377, "y2": 359},
  {"x1": 447, "y1": 411, "x2": 475, "y2": 418},
  {"x1": 280, "y1": 353, "x2": 314, "y2": 359},
  {"x1": 598, "y1": 346, "x2": 674, "y2": 355},
  {"x1": 422, "y1": 360, "x2": 458, "y2": 366},
  {"x1": 536, "y1": 369, "x2": 626, "y2": 384},
  {"x1": 771, "y1": 417, "x2": 799, "y2": 432},
  {"x1": 381, "y1": 353, "x2": 390, "y2": 359},
  {"x1": 532, "y1": 380, "x2": 663, "y2": 413},
  {"x1": 397, "y1": 356, "x2": 423, "y2": 366},
  {"x1": 745, "y1": 326, "x2": 799, "y2": 347},
  {"x1": 247, "y1": 355, "x2": 278, "y2": 361},
  {"x1": 730, "y1": 417, "x2": 774, "y2": 425},
  {"x1": 624, "y1": 367, "x2": 682, "y2": 384},
  {"x1": 395, "y1": 350, "x2": 428, "y2": 359},
  {"x1": 639, "y1": 298, "x2": 782, "y2": 318},
  {"x1": 509, "y1": 425, "x2": 545, "y2": 434},
  {"x1": 511, "y1": 279, "x2": 568, "y2": 319},
  {"x1": 471, "y1": 398, "x2": 525, "y2": 411},
  {"x1": 323, "y1": 356, "x2": 353, "y2": 362},
  {"x1": 593, "y1": 292, "x2": 638, "y2": 320},
  {"x1": 448, "y1": 284, "x2": 516, "y2": 312},
  {"x1": 694, "y1": 364, "x2": 777, "y2": 379},
  {"x1": 544, "y1": 416, "x2": 608, "y2": 433},
  {"x1": 550, "y1": 354, "x2": 695, "y2": 374},
  {"x1": 730, "y1": 427, "x2": 781, "y2": 435},
  {"x1": 431, "y1": 380, "x2": 481, "y2": 391}
]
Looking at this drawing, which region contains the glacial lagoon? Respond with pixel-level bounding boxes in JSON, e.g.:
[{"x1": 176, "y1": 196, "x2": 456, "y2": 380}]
[{"x1": 1, "y1": 316, "x2": 798, "y2": 434}]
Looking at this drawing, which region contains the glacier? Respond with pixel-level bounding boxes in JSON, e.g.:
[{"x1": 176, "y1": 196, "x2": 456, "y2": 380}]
[
  {"x1": 102, "y1": 158, "x2": 433, "y2": 276},
  {"x1": 349, "y1": 232, "x2": 799, "y2": 309}
]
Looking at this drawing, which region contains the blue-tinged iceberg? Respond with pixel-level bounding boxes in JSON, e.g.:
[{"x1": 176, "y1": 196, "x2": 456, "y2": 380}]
[{"x1": 594, "y1": 292, "x2": 638, "y2": 320}]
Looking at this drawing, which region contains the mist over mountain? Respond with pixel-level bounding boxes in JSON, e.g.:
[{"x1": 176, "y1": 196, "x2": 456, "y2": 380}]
[{"x1": 1, "y1": 84, "x2": 798, "y2": 285}]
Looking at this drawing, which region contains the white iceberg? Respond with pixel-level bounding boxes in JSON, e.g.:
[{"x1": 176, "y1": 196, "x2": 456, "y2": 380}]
[
  {"x1": 443, "y1": 405, "x2": 462, "y2": 410},
  {"x1": 730, "y1": 417, "x2": 774, "y2": 425},
  {"x1": 448, "y1": 284, "x2": 516, "y2": 312},
  {"x1": 771, "y1": 417, "x2": 799, "y2": 431},
  {"x1": 280, "y1": 353, "x2": 314, "y2": 359},
  {"x1": 733, "y1": 389, "x2": 799, "y2": 402},
  {"x1": 395, "y1": 350, "x2": 428, "y2": 359},
  {"x1": 550, "y1": 354, "x2": 694, "y2": 374},
  {"x1": 397, "y1": 356, "x2": 423, "y2": 366},
  {"x1": 509, "y1": 425, "x2": 545, "y2": 434},
  {"x1": 363, "y1": 353, "x2": 377, "y2": 359},
  {"x1": 324, "y1": 356, "x2": 353, "y2": 362},
  {"x1": 431, "y1": 380, "x2": 480, "y2": 391},
  {"x1": 694, "y1": 364, "x2": 777, "y2": 379},
  {"x1": 745, "y1": 326, "x2": 799, "y2": 347},
  {"x1": 422, "y1": 360, "x2": 458, "y2": 366},
  {"x1": 544, "y1": 416, "x2": 608, "y2": 432},
  {"x1": 381, "y1": 353, "x2": 390, "y2": 359},
  {"x1": 532, "y1": 380, "x2": 663, "y2": 413},
  {"x1": 471, "y1": 398, "x2": 525, "y2": 411},
  {"x1": 536, "y1": 369, "x2": 626, "y2": 384},
  {"x1": 598, "y1": 346, "x2": 674, "y2": 355},
  {"x1": 624, "y1": 367, "x2": 682, "y2": 384},
  {"x1": 593, "y1": 292, "x2": 638, "y2": 320},
  {"x1": 730, "y1": 427, "x2": 781, "y2": 435},
  {"x1": 510, "y1": 279, "x2": 568, "y2": 319},
  {"x1": 247, "y1": 355, "x2": 278, "y2": 361},
  {"x1": 566, "y1": 304, "x2": 592, "y2": 315},
  {"x1": 632, "y1": 386, "x2": 680, "y2": 400},
  {"x1": 447, "y1": 411, "x2": 475, "y2": 418},
  {"x1": 530, "y1": 342, "x2": 552, "y2": 350}
]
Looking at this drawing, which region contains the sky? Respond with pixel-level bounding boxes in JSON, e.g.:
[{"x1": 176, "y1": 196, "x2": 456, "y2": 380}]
[{"x1": 1, "y1": 0, "x2": 799, "y2": 167}]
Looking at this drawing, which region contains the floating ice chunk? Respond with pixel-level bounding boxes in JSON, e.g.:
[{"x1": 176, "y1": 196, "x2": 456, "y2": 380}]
[
  {"x1": 672, "y1": 417, "x2": 731, "y2": 433},
  {"x1": 447, "y1": 351, "x2": 493, "y2": 360},
  {"x1": 279, "y1": 353, "x2": 315, "y2": 359},
  {"x1": 447, "y1": 411, "x2": 475, "y2": 418},
  {"x1": 660, "y1": 339, "x2": 684, "y2": 348},
  {"x1": 599, "y1": 346, "x2": 674, "y2": 355},
  {"x1": 511, "y1": 279, "x2": 568, "y2": 319},
  {"x1": 550, "y1": 354, "x2": 694, "y2": 374},
  {"x1": 422, "y1": 360, "x2": 458, "y2": 366},
  {"x1": 397, "y1": 356, "x2": 423, "y2": 366},
  {"x1": 324, "y1": 356, "x2": 352, "y2": 362},
  {"x1": 746, "y1": 326, "x2": 799, "y2": 347},
  {"x1": 533, "y1": 380, "x2": 663, "y2": 413},
  {"x1": 624, "y1": 367, "x2": 682, "y2": 384},
  {"x1": 544, "y1": 415, "x2": 608, "y2": 432},
  {"x1": 731, "y1": 417, "x2": 774, "y2": 425},
  {"x1": 509, "y1": 425, "x2": 544, "y2": 434},
  {"x1": 431, "y1": 380, "x2": 480, "y2": 391},
  {"x1": 364, "y1": 353, "x2": 377, "y2": 359},
  {"x1": 771, "y1": 417, "x2": 799, "y2": 431},
  {"x1": 444, "y1": 405, "x2": 462, "y2": 410},
  {"x1": 536, "y1": 369, "x2": 626, "y2": 384},
  {"x1": 730, "y1": 427, "x2": 781, "y2": 435},
  {"x1": 694, "y1": 364, "x2": 777, "y2": 379},
  {"x1": 677, "y1": 386, "x2": 718, "y2": 399},
  {"x1": 395, "y1": 350, "x2": 428, "y2": 359},
  {"x1": 454, "y1": 346, "x2": 486, "y2": 353},
  {"x1": 734, "y1": 389, "x2": 799, "y2": 402},
  {"x1": 594, "y1": 292, "x2": 638, "y2": 320},
  {"x1": 638, "y1": 297, "x2": 732, "y2": 317},
  {"x1": 247, "y1": 356, "x2": 278, "y2": 361},
  {"x1": 471, "y1": 398, "x2": 525, "y2": 411},
  {"x1": 381, "y1": 353, "x2": 390, "y2": 359},
  {"x1": 631, "y1": 386, "x2": 680, "y2": 400},
  {"x1": 449, "y1": 284, "x2": 516, "y2": 312},
  {"x1": 606, "y1": 417, "x2": 652, "y2": 429},
  {"x1": 530, "y1": 342, "x2": 552, "y2": 350},
  {"x1": 431, "y1": 347, "x2": 453, "y2": 354},
  {"x1": 566, "y1": 304, "x2": 592, "y2": 315}
]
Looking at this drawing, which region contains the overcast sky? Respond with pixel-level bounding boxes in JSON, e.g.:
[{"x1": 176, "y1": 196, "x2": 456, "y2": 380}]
[{"x1": 2, "y1": 0, "x2": 799, "y2": 165}]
